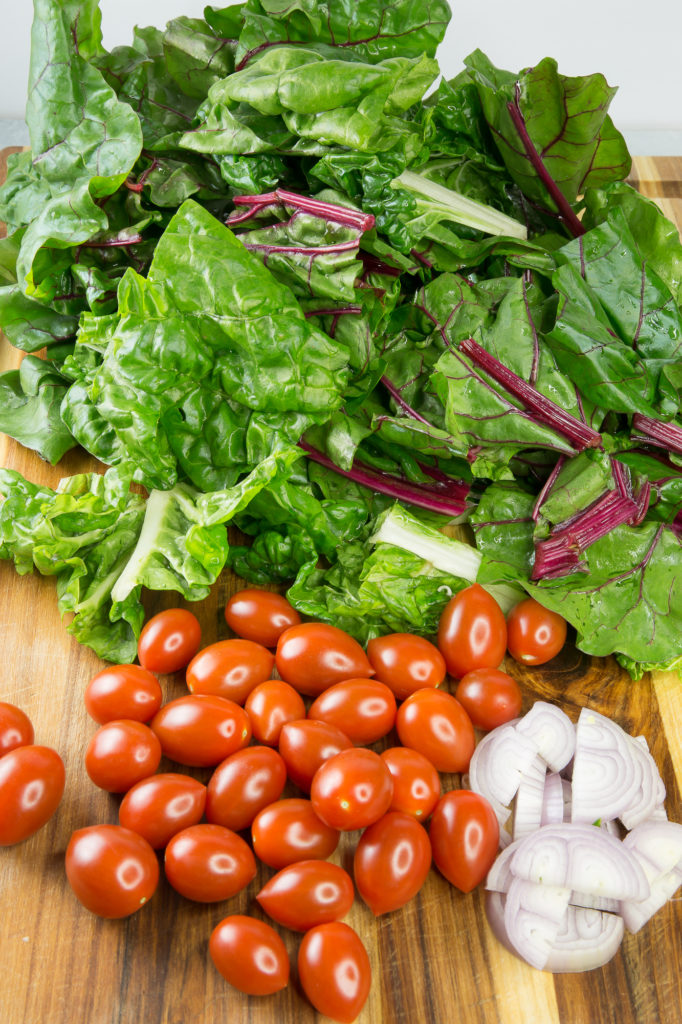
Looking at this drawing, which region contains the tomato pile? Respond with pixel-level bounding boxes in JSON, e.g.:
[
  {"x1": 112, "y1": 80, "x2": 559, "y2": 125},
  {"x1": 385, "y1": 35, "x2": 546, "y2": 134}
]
[{"x1": 0, "y1": 585, "x2": 566, "y2": 1022}]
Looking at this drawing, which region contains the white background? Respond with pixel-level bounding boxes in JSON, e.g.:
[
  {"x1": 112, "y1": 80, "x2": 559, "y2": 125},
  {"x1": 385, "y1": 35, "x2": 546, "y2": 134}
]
[{"x1": 1, "y1": 0, "x2": 681, "y2": 132}]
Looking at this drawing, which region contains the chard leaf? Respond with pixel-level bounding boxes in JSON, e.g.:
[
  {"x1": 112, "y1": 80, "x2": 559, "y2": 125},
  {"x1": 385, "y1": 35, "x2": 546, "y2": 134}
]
[
  {"x1": 616, "y1": 449, "x2": 682, "y2": 526},
  {"x1": 163, "y1": 13, "x2": 241, "y2": 99},
  {"x1": 470, "y1": 482, "x2": 536, "y2": 579},
  {"x1": 473, "y1": 480, "x2": 682, "y2": 669},
  {"x1": 0, "y1": 285, "x2": 78, "y2": 356},
  {"x1": 235, "y1": 0, "x2": 451, "y2": 67},
  {"x1": 217, "y1": 153, "x2": 290, "y2": 194},
  {"x1": 26, "y1": 0, "x2": 141, "y2": 190},
  {"x1": 226, "y1": 188, "x2": 373, "y2": 302},
  {"x1": 536, "y1": 450, "x2": 614, "y2": 530},
  {"x1": 95, "y1": 27, "x2": 197, "y2": 150},
  {"x1": 182, "y1": 49, "x2": 436, "y2": 156},
  {"x1": 0, "y1": 357, "x2": 77, "y2": 464},
  {"x1": 430, "y1": 275, "x2": 595, "y2": 475},
  {"x1": 463, "y1": 50, "x2": 631, "y2": 229},
  {"x1": 0, "y1": 152, "x2": 51, "y2": 235},
  {"x1": 286, "y1": 500, "x2": 524, "y2": 643},
  {"x1": 582, "y1": 182, "x2": 682, "y2": 305},
  {"x1": 548, "y1": 211, "x2": 682, "y2": 417},
  {"x1": 61, "y1": 200, "x2": 350, "y2": 490},
  {"x1": 530, "y1": 524, "x2": 682, "y2": 666},
  {"x1": 16, "y1": 0, "x2": 143, "y2": 288}
]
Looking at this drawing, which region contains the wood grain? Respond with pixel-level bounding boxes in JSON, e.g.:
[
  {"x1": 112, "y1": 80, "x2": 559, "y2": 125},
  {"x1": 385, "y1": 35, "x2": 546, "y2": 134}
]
[
  {"x1": 629, "y1": 156, "x2": 682, "y2": 198},
  {"x1": 1, "y1": 153, "x2": 681, "y2": 1024}
]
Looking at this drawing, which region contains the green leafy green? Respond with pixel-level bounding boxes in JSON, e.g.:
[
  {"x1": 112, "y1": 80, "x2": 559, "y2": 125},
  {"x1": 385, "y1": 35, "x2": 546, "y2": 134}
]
[
  {"x1": 61, "y1": 200, "x2": 350, "y2": 490},
  {"x1": 0, "y1": 357, "x2": 77, "y2": 464}
]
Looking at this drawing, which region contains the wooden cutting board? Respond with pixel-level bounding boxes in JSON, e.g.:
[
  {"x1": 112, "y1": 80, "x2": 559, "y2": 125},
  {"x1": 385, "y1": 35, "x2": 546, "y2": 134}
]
[{"x1": 1, "y1": 149, "x2": 681, "y2": 1024}]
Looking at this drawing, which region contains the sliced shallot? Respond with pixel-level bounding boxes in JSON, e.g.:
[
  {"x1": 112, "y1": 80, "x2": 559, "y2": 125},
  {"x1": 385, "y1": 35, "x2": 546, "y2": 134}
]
[
  {"x1": 622, "y1": 821, "x2": 682, "y2": 881},
  {"x1": 515, "y1": 701, "x2": 575, "y2": 772},
  {"x1": 468, "y1": 723, "x2": 538, "y2": 810},
  {"x1": 509, "y1": 823, "x2": 650, "y2": 902},
  {"x1": 619, "y1": 866, "x2": 682, "y2": 934},
  {"x1": 540, "y1": 772, "x2": 565, "y2": 826},
  {"x1": 571, "y1": 709, "x2": 639, "y2": 824},
  {"x1": 543, "y1": 906, "x2": 625, "y2": 973},
  {"x1": 513, "y1": 756, "x2": 546, "y2": 841},
  {"x1": 620, "y1": 737, "x2": 666, "y2": 830},
  {"x1": 503, "y1": 877, "x2": 565, "y2": 970}
]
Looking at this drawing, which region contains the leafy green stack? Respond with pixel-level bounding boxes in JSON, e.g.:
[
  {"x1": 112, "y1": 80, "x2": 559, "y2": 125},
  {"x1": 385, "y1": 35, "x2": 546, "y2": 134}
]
[{"x1": 1, "y1": 0, "x2": 682, "y2": 677}]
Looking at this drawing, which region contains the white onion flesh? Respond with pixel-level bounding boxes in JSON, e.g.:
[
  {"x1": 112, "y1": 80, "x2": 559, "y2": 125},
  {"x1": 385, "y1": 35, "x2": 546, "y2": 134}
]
[
  {"x1": 540, "y1": 772, "x2": 565, "y2": 826},
  {"x1": 619, "y1": 866, "x2": 682, "y2": 934},
  {"x1": 543, "y1": 906, "x2": 625, "y2": 973},
  {"x1": 484, "y1": 891, "x2": 517, "y2": 956},
  {"x1": 485, "y1": 841, "x2": 519, "y2": 894},
  {"x1": 622, "y1": 821, "x2": 682, "y2": 881},
  {"x1": 620, "y1": 737, "x2": 667, "y2": 830},
  {"x1": 476, "y1": 700, "x2": 679, "y2": 974},
  {"x1": 515, "y1": 701, "x2": 575, "y2": 772},
  {"x1": 469, "y1": 723, "x2": 539, "y2": 808},
  {"x1": 571, "y1": 709, "x2": 640, "y2": 824},
  {"x1": 512, "y1": 756, "x2": 547, "y2": 841},
  {"x1": 503, "y1": 878, "x2": 563, "y2": 970},
  {"x1": 509, "y1": 824, "x2": 650, "y2": 902},
  {"x1": 648, "y1": 803, "x2": 669, "y2": 822},
  {"x1": 569, "y1": 891, "x2": 620, "y2": 914}
]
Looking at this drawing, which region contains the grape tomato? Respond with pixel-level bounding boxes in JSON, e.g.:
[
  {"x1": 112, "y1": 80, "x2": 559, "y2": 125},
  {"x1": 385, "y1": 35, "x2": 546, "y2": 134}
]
[
  {"x1": 210, "y1": 915, "x2": 289, "y2": 996},
  {"x1": 205, "y1": 745, "x2": 287, "y2": 832},
  {"x1": 0, "y1": 744, "x2": 65, "y2": 846},
  {"x1": 353, "y1": 811, "x2": 432, "y2": 915},
  {"x1": 506, "y1": 598, "x2": 567, "y2": 666},
  {"x1": 395, "y1": 689, "x2": 475, "y2": 774},
  {"x1": 118, "y1": 773, "x2": 206, "y2": 849},
  {"x1": 65, "y1": 824, "x2": 159, "y2": 918},
  {"x1": 225, "y1": 588, "x2": 301, "y2": 647},
  {"x1": 308, "y1": 678, "x2": 396, "y2": 745},
  {"x1": 165, "y1": 823, "x2": 257, "y2": 903},
  {"x1": 137, "y1": 608, "x2": 201, "y2": 674},
  {"x1": 310, "y1": 748, "x2": 393, "y2": 831},
  {"x1": 150, "y1": 694, "x2": 251, "y2": 767},
  {"x1": 85, "y1": 719, "x2": 161, "y2": 793},
  {"x1": 256, "y1": 860, "x2": 355, "y2": 932},
  {"x1": 380, "y1": 747, "x2": 441, "y2": 820},
  {"x1": 185, "y1": 638, "x2": 274, "y2": 704},
  {"x1": 84, "y1": 664, "x2": 162, "y2": 724},
  {"x1": 367, "y1": 633, "x2": 446, "y2": 699},
  {"x1": 245, "y1": 680, "x2": 306, "y2": 746},
  {"x1": 278, "y1": 719, "x2": 353, "y2": 793},
  {"x1": 0, "y1": 701, "x2": 34, "y2": 756},
  {"x1": 275, "y1": 622, "x2": 374, "y2": 697},
  {"x1": 454, "y1": 668, "x2": 523, "y2": 731},
  {"x1": 437, "y1": 583, "x2": 507, "y2": 679},
  {"x1": 298, "y1": 922, "x2": 371, "y2": 1024},
  {"x1": 429, "y1": 790, "x2": 499, "y2": 893},
  {"x1": 251, "y1": 798, "x2": 340, "y2": 869}
]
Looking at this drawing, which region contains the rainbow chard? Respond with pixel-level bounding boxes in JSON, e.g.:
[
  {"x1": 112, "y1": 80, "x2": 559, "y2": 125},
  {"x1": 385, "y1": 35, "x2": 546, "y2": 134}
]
[
  {"x1": 428, "y1": 274, "x2": 605, "y2": 478},
  {"x1": 472, "y1": 477, "x2": 682, "y2": 679},
  {"x1": 531, "y1": 456, "x2": 651, "y2": 580},
  {"x1": 234, "y1": 0, "x2": 452, "y2": 68},
  {"x1": 225, "y1": 189, "x2": 375, "y2": 301},
  {"x1": 462, "y1": 50, "x2": 631, "y2": 236}
]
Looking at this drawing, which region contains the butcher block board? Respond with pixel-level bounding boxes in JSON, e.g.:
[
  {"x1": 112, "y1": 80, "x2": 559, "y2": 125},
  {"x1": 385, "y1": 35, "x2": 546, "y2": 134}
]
[{"x1": 1, "y1": 148, "x2": 681, "y2": 1024}]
